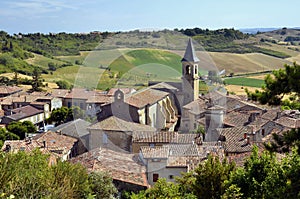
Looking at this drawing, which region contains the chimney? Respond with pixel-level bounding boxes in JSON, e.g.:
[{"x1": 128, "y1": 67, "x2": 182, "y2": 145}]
[{"x1": 248, "y1": 112, "x2": 258, "y2": 123}]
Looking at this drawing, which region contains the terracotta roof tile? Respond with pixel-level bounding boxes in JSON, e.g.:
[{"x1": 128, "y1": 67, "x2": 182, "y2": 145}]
[
  {"x1": 70, "y1": 148, "x2": 148, "y2": 187},
  {"x1": 2, "y1": 131, "x2": 78, "y2": 158},
  {"x1": 275, "y1": 116, "x2": 300, "y2": 128},
  {"x1": 0, "y1": 86, "x2": 22, "y2": 95},
  {"x1": 224, "y1": 111, "x2": 250, "y2": 127},
  {"x1": 89, "y1": 116, "x2": 156, "y2": 132},
  {"x1": 51, "y1": 89, "x2": 69, "y2": 98},
  {"x1": 6, "y1": 105, "x2": 43, "y2": 120},
  {"x1": 107, "y1": 88, "x2": 136, "y2": 96},
  {"x1": 132, "y1": 131, "x2": 201, "y2": 144},
  {"x1": 125, "y1": 88, "x2": 168, "y2": 108}
]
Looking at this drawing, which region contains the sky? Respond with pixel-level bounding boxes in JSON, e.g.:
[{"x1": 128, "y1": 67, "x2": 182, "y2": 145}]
[{"x1": 0, "y1": 0, "x2": 299, "y2": 34}]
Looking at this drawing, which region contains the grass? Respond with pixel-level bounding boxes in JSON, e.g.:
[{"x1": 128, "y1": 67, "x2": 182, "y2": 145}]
[
  {"x1": 25, "y1": 53, "x2": 66, "y2": 69},
  {"x1": 224, "y1": 77, "x2": 265, "y2": 88}
]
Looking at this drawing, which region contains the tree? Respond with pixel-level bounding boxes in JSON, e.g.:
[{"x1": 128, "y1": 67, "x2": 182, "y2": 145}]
[
  {"x1": 48, "y1": 106, "x2": 85, "y2": 126},
  {"x1": 56, "y1": 80, "x2": 72, "y2": 89},
  {"x1": 191, "y1": 156, "x2": 235, "y2": 199},
  {"x1": 48, "y1": 62, "x2": 57, "y2": 71},
  {"x1": 130, "y1": 178, "x2": 196, "y2": 199},
  {"x1": 247, "y1": 62, "x2": 300, "y2": 108},
  {"x1": 265, "y1": 128, "x2": 300, "y2": 155},
  {"x1": 31, "y1": 67, "x2": 43, "y2": 91},
  {"x1": 226, "y1": 146, "x2": 287, "y2": 199},
  {"x1": 0, "y1": 128, "x2": 19, "y2": 148},
  {"x1": 6, "y1": 121, "x2": 28, "y2": 139},
  {"x1": 48, "y1": 106, "x2": 69, "y2": 126},
  {"x1": 88, "y1": 172, "x2": 117, "y2": 199},
  {"x1": 0, "y1": 150, "x2": 96, "y2": 198},
  {"x1": 6, "y1": 121, "x2": 36, "y2": 139}
]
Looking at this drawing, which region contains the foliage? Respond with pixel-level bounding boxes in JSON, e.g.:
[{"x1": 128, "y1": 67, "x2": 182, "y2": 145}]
[
  {"x1": 130, "y1": 178, "x2": 196, "y2": 199},
  {"x1": 31, "y1": 67, "x2": 44, "y2": 91},
  {"x1": 48, "y1": 106, "x2": 85, "y2": 126},
  {"x1": 56, "y1": 80, "x2": 72, "y2": 89},
  {"x1": 88, "y1": 172, "x2": 117, "y2": 199},
  {"x1": 0, "y1": 128, "x2": 19, "y2": 148},
  {"x1": 0, "y1": 150, "x2": 118, "y2": 199},
  {"x1": 265, "y1": 128, "x2": 300, "y2": 155},
  {"x1": 191, "y1": 156, "x2": 235, "y2": 199},
  {"x1": 6, "y1": 121, "x2": 36, "y2": 139},
  {"x1": 246, "y1": 62, "x2": 300, "y2": 108},
  {"x1": 226, "y1": 146, "x2": 287, "y2": 199}
]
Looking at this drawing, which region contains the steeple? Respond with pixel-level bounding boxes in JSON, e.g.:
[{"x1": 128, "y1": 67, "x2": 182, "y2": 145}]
[{"x1": 181, "y1": 38, "x2": 200, "y2": 63}]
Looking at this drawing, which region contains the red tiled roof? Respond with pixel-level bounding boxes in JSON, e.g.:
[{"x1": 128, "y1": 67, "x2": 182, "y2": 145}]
[
  {"x1": 275, "y1": 116, "x2": 300, "y2": 128},
  {"x1": 7, "y1": 105, "x2": 44, "y2": 120},
  {"x1": 70, "y1": 148, "x2": 148, "y2": 187},
  {"x1": 89, "y1": 116, "x2": 156, "y2": 132},
  {"x1": 51, "y1": 89, "x2": 70, "y2": 98},
  {"x1": 0, "y1": 86, "x2": 22, "y2": 95},
  {"x1": 125, "y1": 88, "x2": 168, "y2": 108},
  {"x1": 107, "y1": 88, "x2": 135, "y2": 96},
  {"x1": 1, "y1": 131, "x2": 78, "y2": 158}
]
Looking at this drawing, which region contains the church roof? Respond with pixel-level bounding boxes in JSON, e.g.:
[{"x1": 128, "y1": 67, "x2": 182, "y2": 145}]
[{"x1": 181, "y1": 38, "x2": 200, "y2": 63}]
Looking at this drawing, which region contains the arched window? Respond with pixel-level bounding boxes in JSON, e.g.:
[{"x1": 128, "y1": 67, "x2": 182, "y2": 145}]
[
  {"x1": 186, "y1": 65, "x2": 191, "y2": 75},
  {"x1": 195, "y1": 66, "x2": 198, "y2": 74}
]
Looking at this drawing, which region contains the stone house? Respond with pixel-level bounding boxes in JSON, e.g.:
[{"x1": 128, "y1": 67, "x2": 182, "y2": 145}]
[
  {"x1": 70, "y1": 147, "x2": 149, "y2": 193},
  {"x1": 2, "y1": 131, "x2": 79, "y2": 161},
  {"x1": 88, "y1": 116, "x2": 156, "y2": 152}
]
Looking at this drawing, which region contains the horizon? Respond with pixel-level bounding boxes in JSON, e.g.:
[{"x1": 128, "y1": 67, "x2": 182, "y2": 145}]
[{"x1": 0, "y1": 0, "x2": 299, "y2": 34}]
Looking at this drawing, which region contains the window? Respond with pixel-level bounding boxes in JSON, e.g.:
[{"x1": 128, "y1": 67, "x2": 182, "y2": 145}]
[
  {"x1": 262, "y1": 129, "x2": 265, "y2": 136},
  {"x1": 149, "y1": 143, "x2": 155, "y2": 148},
  {"x1": 195, "y1": 66, "x2": 198, "y2": 74},
  {"x1": 169, "y1": 175, "x2": 174, "y2": 179},
  {"x1": 67, "y1": 102, "x2": 71, "y2": 108},
  {"x1": 80, "y1": 103, "x2": 84, "y2": 109},
  {"x1": 186, "y1": 65, "x2": 191, "y2": 75},
  {"x1": 153, "y1": 173, "x2": 159, "y2": 182}
]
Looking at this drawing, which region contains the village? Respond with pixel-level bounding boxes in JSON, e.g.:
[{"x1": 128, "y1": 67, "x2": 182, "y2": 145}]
[{"x1": 0, "y1": 38, "x2": 299, "y2": 194}]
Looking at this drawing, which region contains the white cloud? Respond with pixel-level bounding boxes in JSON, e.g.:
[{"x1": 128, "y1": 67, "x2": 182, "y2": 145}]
[{"x1": 0, "y1": 0, "x2": 80, "y2": 18}]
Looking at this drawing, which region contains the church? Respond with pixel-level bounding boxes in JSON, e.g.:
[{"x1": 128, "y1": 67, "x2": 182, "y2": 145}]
[{"x1": 96, "y1": 38, "x2": 204, "y2": 134}]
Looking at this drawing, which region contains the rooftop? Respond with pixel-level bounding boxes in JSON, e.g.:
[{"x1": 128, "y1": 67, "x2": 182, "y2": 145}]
[
  {"x1": 89, "y1": 116, "x2": 156, "y2": 132},
  {"x1": 70, "y1": 147, "x2": 148, "y2": 187}
]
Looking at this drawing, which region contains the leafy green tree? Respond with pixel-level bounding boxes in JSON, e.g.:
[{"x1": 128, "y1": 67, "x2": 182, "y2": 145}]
[
  {"x1": 226, "y1": 146, "x2": 286, "y2": 199},
  {"x1": 0, "y1": 128, "x2": 19, "y2": 148},
  {"x1": 0, "y1": 150, "x2": 97, "y2": 198},
  {"x1": 192, "y1": 156, "x2": 235, "y2": 199},
  {"x1": 6, "y1": 121, "x2": 36, "y2": 139},
  {"x1": 130, "y1": 178, "x2": 196, "y2": 199},
  {"x1": 247, "y1": 62, "x2": 300, "y2": 108},
  {"x1": 6, "y1": 121, "x2": 28, "y2": 139},
  {"x1": 265, "y1": 128, "x2": 300, "y2": 155},
  {"x1": 48, "y1": 106, "x2": 69, "y2": 126},
  {"x1": 88, "y1": 172, "x2": 117, "y2": 199},
  {"x1": 48, "y1": 106, "x2": 85, "y2": 126},
  {"x1": 56, "y1": 80, "x2": 72, "y2": 89}
]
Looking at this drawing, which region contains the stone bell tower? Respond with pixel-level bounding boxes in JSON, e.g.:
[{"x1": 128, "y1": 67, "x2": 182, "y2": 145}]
[{"x1": 181, "y1": 38, "x2": 199, "y2": 106}]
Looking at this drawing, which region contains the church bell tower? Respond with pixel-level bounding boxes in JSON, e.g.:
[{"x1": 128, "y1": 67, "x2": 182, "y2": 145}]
[{"x1": 181, "y1": 38, "x2": 199, "y2": 105}]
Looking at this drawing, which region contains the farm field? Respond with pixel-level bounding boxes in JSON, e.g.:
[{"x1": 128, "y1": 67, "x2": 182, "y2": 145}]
[
  {"x1": 224, "y1": 77, "x2": 265, "y2": 88},
  {"x1": 225, "y1": 85, "x2": 262, "y2": 95},
  {"x1": 25, "y1": 53, "x2": 67, "y2": 69}
]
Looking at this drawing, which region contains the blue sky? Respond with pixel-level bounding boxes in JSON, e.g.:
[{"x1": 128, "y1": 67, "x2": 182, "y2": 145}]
[{"x1": 0, "y1": 0, "x2": 299, "y2": 34}]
